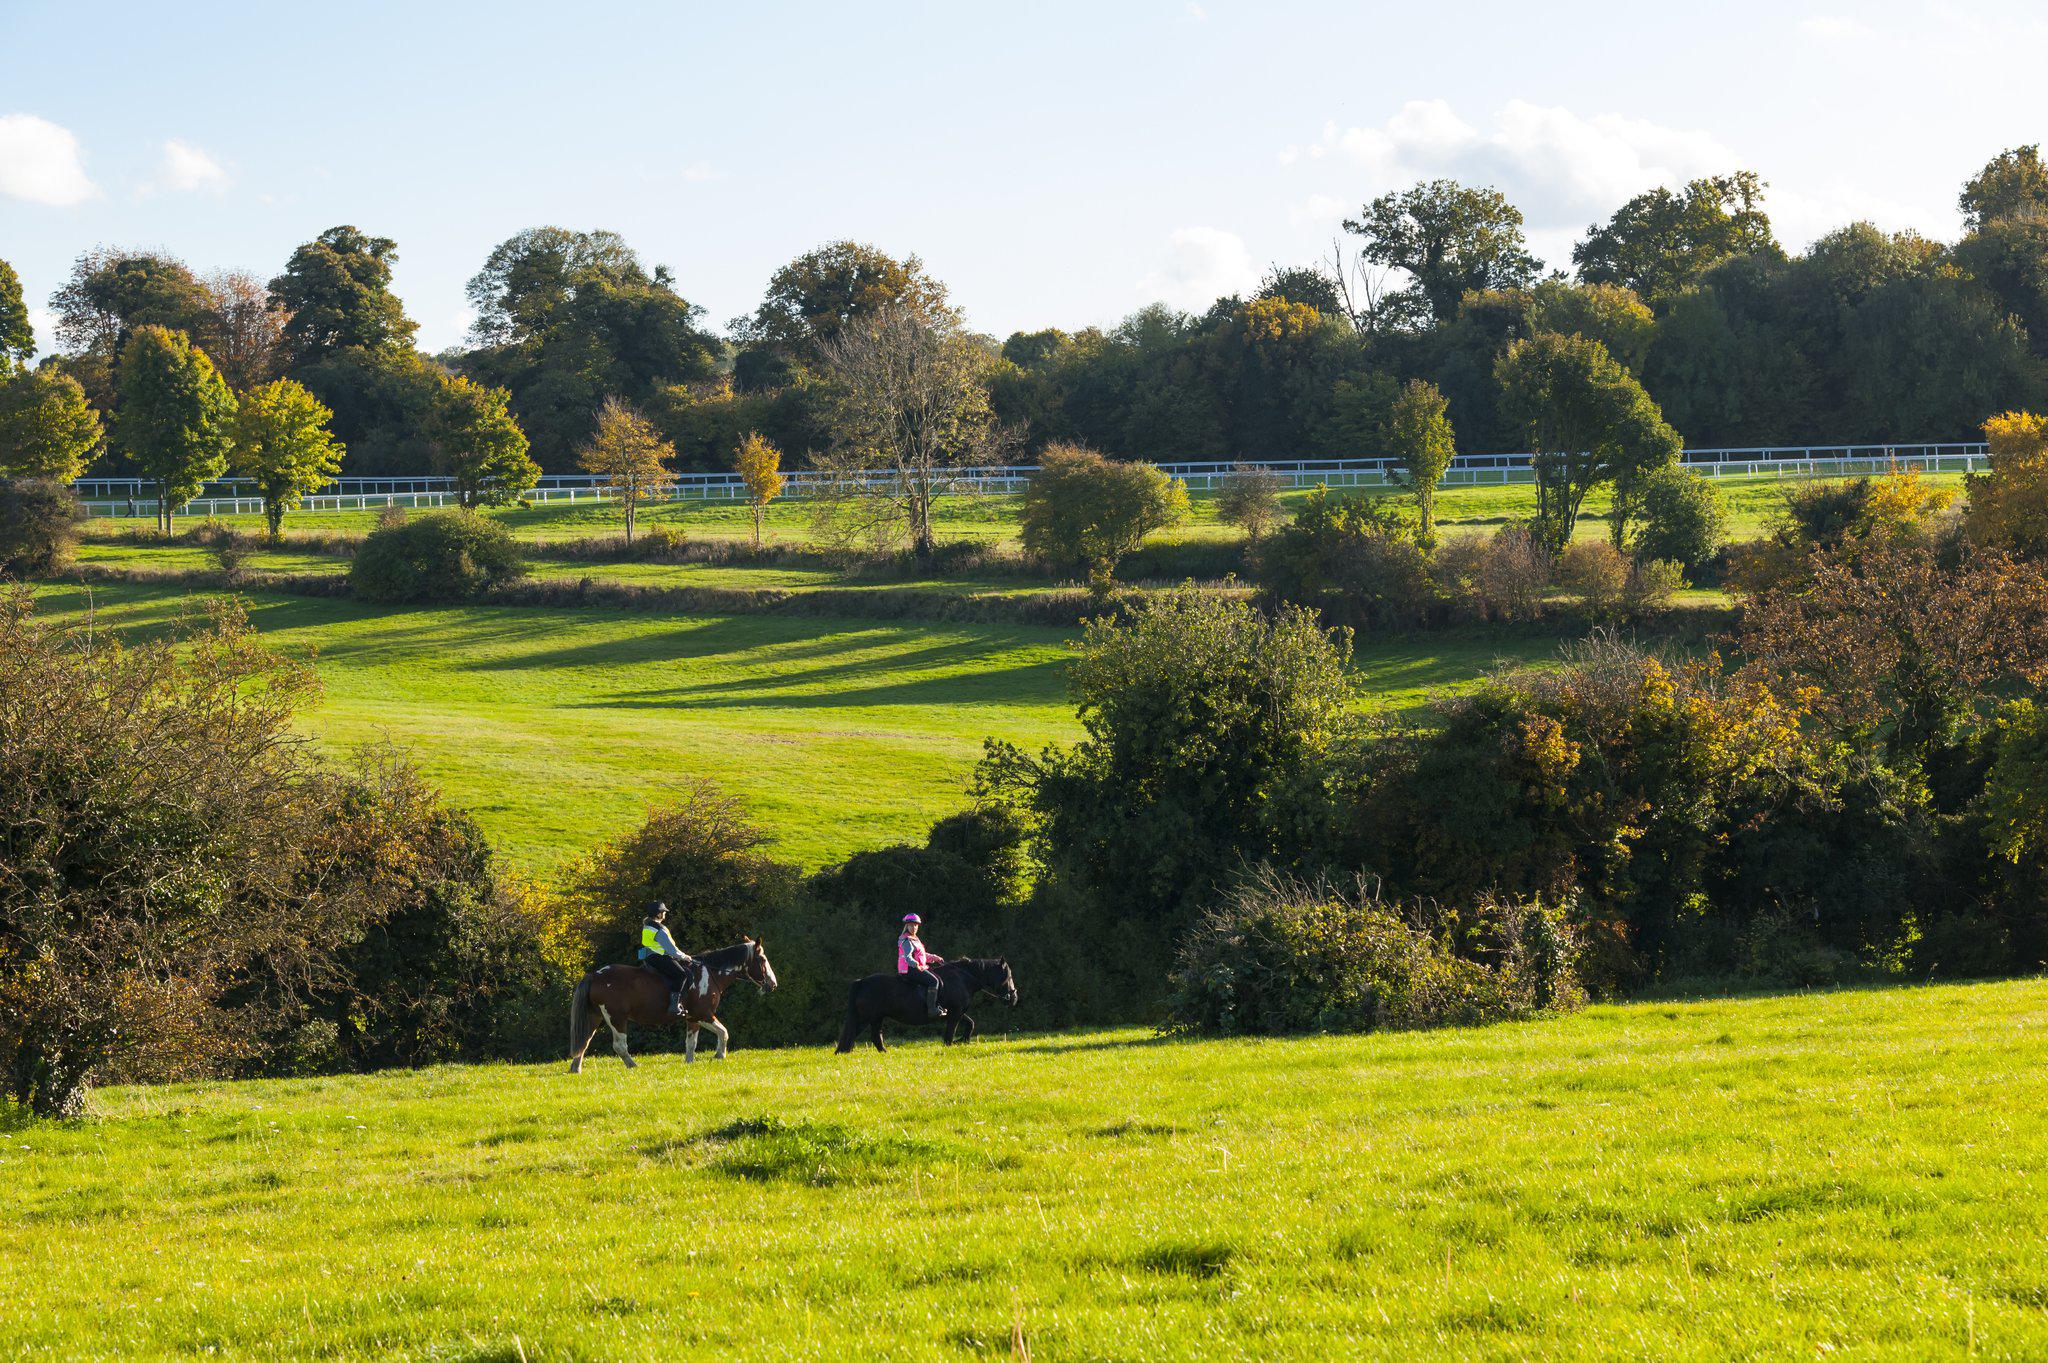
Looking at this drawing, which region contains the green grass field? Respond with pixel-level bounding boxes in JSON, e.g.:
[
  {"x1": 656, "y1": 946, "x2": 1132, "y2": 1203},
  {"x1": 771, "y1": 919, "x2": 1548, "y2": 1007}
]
[
  {"x1": 6, "y1": 979, "x2": 2045, "y2": 1360},
  {"x1": 89, "y1": 471, "x2": 1946, "y2": 548},
  {"x1": 29, "y1": 582, "x2": 1568, "y2": 871}
]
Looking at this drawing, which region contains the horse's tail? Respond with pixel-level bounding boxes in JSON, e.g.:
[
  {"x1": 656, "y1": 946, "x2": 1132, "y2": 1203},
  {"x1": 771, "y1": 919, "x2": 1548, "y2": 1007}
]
[
  {"x1": 835, "y1": 987, "x2": 862, "y2": 1054},
  {"x1": 568, "y1": 975, "x2": 593, "y2": 1068}
]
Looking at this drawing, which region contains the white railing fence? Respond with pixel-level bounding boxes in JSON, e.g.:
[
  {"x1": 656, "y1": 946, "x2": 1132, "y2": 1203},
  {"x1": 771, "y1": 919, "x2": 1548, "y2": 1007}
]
[{"x1": 73, "y1": 443, "x2": 1991, "y2": 519}]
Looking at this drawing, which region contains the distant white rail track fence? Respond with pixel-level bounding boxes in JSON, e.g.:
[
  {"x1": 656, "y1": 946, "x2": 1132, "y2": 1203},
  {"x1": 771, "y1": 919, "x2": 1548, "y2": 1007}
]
[{"x1": 72, "y1": 443, "x2": 1992, "y2": 519}]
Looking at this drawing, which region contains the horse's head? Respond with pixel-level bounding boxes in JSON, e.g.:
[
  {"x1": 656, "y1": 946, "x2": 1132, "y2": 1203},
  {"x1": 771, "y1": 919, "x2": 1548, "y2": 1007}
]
[
  {"x1": 990, "y1": 958, "x2": 1018, "y2": 1007},
  {"x1": 743, "y1": 937, "x2": 779, "y2": 992}
]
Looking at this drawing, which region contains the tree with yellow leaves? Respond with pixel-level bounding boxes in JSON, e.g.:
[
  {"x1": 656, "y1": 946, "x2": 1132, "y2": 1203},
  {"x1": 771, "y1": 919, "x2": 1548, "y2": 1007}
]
[
  {"x1": 1968, "y1": 411, "x2": 2048, "y2": 559},
  {"x1": 579, "y1": 397, "x2": 675, "y2": 544},
  {"x1": 734, "y1": 430, "x2": 784, "y2": 550}
]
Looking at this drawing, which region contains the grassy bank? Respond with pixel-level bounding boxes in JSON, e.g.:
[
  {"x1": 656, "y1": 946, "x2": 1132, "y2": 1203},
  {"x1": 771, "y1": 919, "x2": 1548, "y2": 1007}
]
[
  {"x1": 28, "y1": 582, "x2": 1568, "y2": 871},
  {"x1": 5, "y1": 979, "x2": 2044, "y2": 1359}
]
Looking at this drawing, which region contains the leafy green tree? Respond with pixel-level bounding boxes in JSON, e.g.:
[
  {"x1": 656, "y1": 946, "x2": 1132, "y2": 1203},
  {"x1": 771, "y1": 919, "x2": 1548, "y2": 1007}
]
[
  {"x1": 114, "y1": 327, "x2": 237, "y2": 533},
  {"x1": 1496, "y1": 332, "x2": 1682, "y2": 552},
  {"x1": 1019, "y1": 443, "x2": 1189, "y2": 585},
  {"x1": 290, "y1": 346, "x2": 442, "y2": 477},
  {"x1": 0, "y1": 258, "x2": 32, "y2": 375},
  {"x1": 465, "y1": 227, "x2": 649, "y2": 346},
  {"x1": 1386, "y1": 379, "x2": 1456, "y2": 547},
  {"x1": 0, "y1": 369, "x2": 101, "y2": 482},
  {"x1": 1955, "y1": 216, "x2": 2048, "y2": 359},
  {"x1": 978, "y1": 591, "x2": 1353, "y2": 951},
  {"x1": 1961, "y1": 145, "x2": 2048, "y2": 231},
  {"x1": 738, "y1": 241, "x2": 951, "y2": 382},
  {"x1": 1840, "y1": 272, "x2": 2044, "y2": 439},
  {"x1": 230, "y1": 378, "x2": 345, "y2": 538},
  {"x1": 270, "y1": 226, "x2": 418, "y2": 367},
  {"x1": 1626, "y1": 465, "x2": 1728, "y2": 577},
  {"x1": 1255, "y1": 265, "x2": 1344, "y2": 315},
  {"x1": 577, "y1": 396, "x2": 675, "y2": 543},
  {"x1": 1526, "y1": 279, "x2": 1657, "y2": 372},
  {"x1": 1573, "y1": 173, "x2": 1780, "y2": 303},
  {"x1": 52, "y1": 249, "x2": 218, "y2": 359},
  {"x1": 431, "y1": 374, "x2": 538, "y2": 508},
  {"x1": 462, "y1": 229, "x2": 719, "y2": 468},
  {"x1": 1344, "y1": 179, "x2": 1541, "y2": 324}
]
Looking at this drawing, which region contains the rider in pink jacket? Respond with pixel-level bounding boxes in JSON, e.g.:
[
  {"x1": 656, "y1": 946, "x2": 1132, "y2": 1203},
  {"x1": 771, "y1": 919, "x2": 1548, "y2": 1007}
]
[{"x1": 897, "y1": 914, "x2": 946, "y2": 1020}]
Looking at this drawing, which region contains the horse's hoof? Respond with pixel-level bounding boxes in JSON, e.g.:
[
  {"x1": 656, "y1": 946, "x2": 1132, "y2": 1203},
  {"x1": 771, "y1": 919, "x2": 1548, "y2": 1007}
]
[{"x1": 568, "y1": 1059, "x2": 582, "y2": 1074}]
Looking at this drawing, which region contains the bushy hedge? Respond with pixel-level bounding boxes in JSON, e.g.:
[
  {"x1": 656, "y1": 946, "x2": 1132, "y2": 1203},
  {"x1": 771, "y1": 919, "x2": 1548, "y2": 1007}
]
[
  {"x1": 1166, "y1": 876, "x2": 1579, "y2": 1037},
  {"x1": 348, "y1": 509, "x2": 526, "y2": 603},
  {"x1": 0, "y1": 477, "x2": 82, "y2": 578}
]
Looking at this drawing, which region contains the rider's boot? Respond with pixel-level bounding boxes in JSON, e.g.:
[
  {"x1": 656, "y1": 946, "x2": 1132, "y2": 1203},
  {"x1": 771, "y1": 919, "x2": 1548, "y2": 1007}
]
[
  {"x1": 924, "y1": 985, "x2": 947, "y2": 1021},
  {"x1": 668, "y1": 989, "x2": 685, "y2": 1019}
]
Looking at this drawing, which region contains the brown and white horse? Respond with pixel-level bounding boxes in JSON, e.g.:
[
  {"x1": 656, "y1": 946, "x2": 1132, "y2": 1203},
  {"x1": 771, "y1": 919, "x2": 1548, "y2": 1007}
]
[{"x1": 567, "y1": 939, "x2": 779, "y2": 1073}]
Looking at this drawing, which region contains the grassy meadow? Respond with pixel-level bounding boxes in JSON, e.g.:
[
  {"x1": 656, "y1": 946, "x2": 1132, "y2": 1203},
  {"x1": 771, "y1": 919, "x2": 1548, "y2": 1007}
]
[
  {"x1": 28, "y1": 581, "x2": 1569, "y2": 871},
  {"x1": 83, "y1": 470, "x2": 1938, "y2": 548},
  {"x1": 6, "y1": 979, "x2": 2047, "y2": 1360}
]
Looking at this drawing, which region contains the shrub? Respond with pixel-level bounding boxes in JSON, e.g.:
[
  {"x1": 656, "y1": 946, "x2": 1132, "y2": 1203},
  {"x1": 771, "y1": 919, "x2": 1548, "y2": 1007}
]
[
  {"x1": 1165, "y1": 874, "x2": 1580, "y2": 1037},
  {"x1": 1628, "y1": 466, "x2": 1727, "y2": 577},
  {"x1": 1253, "y1": 487, "x2": 1438, "y2": 629},
  {"x1": 250, "y1": 753, "x2": 568, "y2": 1072},
  {"x1": 560, "y1": 780, "x2": 800, "y2": 967},
  {"x1": 1431, "y1": 524, "x2": 1551, "y2": 622},
  {"x1": 1622, "y1": 557, "x2": 1684, "y2": 615},
  {"x1": 0, "y1": 478, "x2": 83, "y2": 577},
  {"x1": 1557, "y1": 540, "x2": 1630, "y2": 618},
  {"x1": 1215, "y1": 463, "x2": 1283, "y2": 542},
  {"x1": 979, "y1": 590, "x2": 1352, "y2": 954},
  {"x1": 348, "y1": 509, "x2": 527, "y2": 603},
  {"x1": 0, "y1": 593, "x2": 327, "y2": 1116},
  {"x1": 1019, "y1": 443, "x2": 1189, "y2": 581}
]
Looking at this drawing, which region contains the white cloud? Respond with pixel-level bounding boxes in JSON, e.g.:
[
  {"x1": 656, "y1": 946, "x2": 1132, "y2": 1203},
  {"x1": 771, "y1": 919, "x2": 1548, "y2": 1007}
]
[
  {"x1": 147, "y1": 139, "x2": 230, "y2": 195},
  {"x1": 1138, "y1": 226, "x2": 1259, "y2": 310},
  {"x1": 28, "y1": 308, "x2": 57, "y2": 356},
  {"x1": 681, "y1": 162, "x2": 718, "y2": 182},
  {"x1": 1797, "y1": 15, "x2": 1875, "y2": 41},
  {"x1": 1284, "y1": 99, "x2": 1744, "y2": 229},
  {"x1": 0, "y1": 113, "x2": 98, "y2": 205},
  {"x1": 1184, "y1": 3, "x2": 1208, "y2": 20}
]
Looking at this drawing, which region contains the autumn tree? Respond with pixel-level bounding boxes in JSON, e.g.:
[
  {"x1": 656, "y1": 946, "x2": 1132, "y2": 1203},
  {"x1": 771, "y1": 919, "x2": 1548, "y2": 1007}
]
[
  {"x1": 1386, "y1": 379, "x2": 1457, "y2": 547},
  {"x1": 0, "y1": 369, "x2": 102, "y2": 483},
  {"x1": 813, "y1": 303, "x2": 997, "y2": 558},
  {"x1": 201, "y1": 269, "x2": 286, "y2": 390},
  {"x1": 114, "y1": 327, "x2": 237, "y2": 534},
  {"x1": 734, "y1": 429, "x2": 785, "y2": 549},
  {"x1": 1496, "y1": 332, "x2": 1682, "y2": 552},
  {"x1": 1343, "y1": 180, "x2": 1541, "y2": 324},
  {"x1": 578, "y1": 396, "x2": 675, "y2": 543},
  {"x1": 1961, "y1": 146, "x2": 2048, "y2": 231},
  {"x1": 230, "y1": 378, "x2": 345, "y2": 538},
  {"x1": 432, "y1": 374, "x2": 538, "y2": 508},
  {"x1": 1968, "y1": 410, "x2": 2048, "y2": 558}
]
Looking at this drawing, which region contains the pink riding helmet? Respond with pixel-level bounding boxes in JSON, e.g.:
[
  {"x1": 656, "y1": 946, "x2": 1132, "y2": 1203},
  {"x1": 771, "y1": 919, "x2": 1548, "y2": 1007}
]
[{"x1": 902, "y1": 913, "x2": 922, "y2": 924}]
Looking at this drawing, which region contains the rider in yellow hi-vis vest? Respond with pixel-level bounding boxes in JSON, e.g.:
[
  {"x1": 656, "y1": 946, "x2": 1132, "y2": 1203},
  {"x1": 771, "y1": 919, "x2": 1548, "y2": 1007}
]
[{"x1": 636, "y1": 902, "x2": 700, "y2": 1018}]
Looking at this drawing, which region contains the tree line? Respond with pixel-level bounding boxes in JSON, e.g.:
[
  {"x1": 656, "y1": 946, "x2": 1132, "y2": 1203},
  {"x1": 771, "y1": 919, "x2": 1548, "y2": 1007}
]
[{"x1": 4, "y1": 146, "x2": 2047, "y2": 513}]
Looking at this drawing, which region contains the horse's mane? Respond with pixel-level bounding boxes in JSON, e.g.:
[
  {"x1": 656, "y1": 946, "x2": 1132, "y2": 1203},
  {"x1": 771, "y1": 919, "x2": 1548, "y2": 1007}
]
[
  {"x1": 941, "y1": 957, "x2": 1008, "y2": 981},
  {"x1": 698, "y1": 941, "x2": 757, "y2": 970}
]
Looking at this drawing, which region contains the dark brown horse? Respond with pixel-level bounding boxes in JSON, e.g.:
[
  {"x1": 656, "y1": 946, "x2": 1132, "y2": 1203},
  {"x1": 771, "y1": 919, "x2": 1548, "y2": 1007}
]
[{"x1": 568, "y1": 939, "x2": 779, "y2": 1072}]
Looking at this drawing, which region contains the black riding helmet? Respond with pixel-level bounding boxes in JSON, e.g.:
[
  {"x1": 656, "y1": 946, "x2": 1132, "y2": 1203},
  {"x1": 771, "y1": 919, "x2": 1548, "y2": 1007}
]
[{"x1": 645, "y1": 902, "x2": 669, "y2": 921}]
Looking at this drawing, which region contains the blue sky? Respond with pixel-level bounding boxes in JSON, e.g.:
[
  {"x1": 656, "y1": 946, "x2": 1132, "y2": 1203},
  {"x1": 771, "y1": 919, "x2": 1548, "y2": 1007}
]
[{"x1": 3, "y1": 0, "x2": 2044, "y2": 354}]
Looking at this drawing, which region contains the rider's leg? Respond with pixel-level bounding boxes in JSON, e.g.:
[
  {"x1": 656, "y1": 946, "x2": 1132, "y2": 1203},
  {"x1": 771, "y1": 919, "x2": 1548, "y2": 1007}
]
[{"x1": 916, "y1": 969, "x2": 946, "y2": 1020}]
